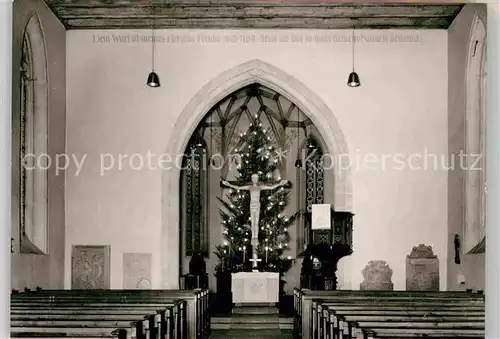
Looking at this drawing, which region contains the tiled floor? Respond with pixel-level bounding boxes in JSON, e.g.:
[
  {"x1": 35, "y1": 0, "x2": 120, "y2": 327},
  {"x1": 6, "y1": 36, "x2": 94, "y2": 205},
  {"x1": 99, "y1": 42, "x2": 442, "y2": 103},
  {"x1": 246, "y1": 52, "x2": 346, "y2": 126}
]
[{"x1": 209, "y1": 329, "x2": 294, "y2": 338}]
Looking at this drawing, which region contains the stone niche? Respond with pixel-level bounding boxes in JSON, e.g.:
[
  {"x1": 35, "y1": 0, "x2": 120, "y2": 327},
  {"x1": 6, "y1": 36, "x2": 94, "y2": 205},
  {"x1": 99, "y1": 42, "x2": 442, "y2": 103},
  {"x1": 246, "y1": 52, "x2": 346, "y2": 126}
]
[
  {"x1": 360, "y1": 260, "x2": 394, "y2": 291},
  {"x1": 406, "y1": 244, "x2": 439, "y2": 291}
]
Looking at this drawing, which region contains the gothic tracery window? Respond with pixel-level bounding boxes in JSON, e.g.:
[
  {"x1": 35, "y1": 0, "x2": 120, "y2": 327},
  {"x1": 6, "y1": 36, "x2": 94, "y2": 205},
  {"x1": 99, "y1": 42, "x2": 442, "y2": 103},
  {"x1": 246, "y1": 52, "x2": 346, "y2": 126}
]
[
  {"x1": 305, "y1": 139, "x2": 324, "y2": 213},
  {"x1": 299, "y1": 138, "x2": 325, "y2": 250},
  {"x1": 181, "y1": 141, "x2": 209, "y2": 256},
  {"x1": 18, "y1": 14, "x2": 49, "y2": 255}
]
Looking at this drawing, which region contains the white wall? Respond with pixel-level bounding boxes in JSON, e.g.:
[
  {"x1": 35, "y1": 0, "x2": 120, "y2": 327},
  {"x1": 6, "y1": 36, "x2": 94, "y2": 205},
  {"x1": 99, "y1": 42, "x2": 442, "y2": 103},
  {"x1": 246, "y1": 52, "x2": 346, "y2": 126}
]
[{"x1": 65, "y1": 29, "x2": 448, "y2": 291}]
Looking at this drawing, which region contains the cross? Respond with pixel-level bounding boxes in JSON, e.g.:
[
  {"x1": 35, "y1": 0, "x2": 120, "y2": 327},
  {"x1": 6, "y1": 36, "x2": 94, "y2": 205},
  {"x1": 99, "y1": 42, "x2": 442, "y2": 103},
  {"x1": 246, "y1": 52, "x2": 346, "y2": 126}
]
[{"x1": 249, "y1": 254, "x2": 262, "y2": 269}]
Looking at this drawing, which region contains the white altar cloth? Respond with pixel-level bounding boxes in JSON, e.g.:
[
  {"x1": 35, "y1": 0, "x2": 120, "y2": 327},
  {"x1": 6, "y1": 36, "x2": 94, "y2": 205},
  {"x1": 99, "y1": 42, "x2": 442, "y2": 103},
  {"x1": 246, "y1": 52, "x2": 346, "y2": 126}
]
[{"x1": 231, "y1": 272, "x2": 280, "y2": 304}]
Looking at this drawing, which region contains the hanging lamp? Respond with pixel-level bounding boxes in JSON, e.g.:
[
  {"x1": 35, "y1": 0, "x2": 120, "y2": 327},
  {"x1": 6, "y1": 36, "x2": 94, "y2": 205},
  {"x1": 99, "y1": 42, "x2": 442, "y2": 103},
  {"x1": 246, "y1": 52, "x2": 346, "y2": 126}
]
[
  {"x1": 295, "y1": 107, "x2": 302, "y2": 168},
  {"x1": 147, "y1": 6, "x2": 160, "y2": 87},
  {"x1": 195, "y1": 135, "x2": 203, "y2": 147},
  {"x1": 209, "y1": 113, "x2": 217, "y2": 167},
  {"x1": 347, "y1": 17, "x2": 360, "y2": 87}
]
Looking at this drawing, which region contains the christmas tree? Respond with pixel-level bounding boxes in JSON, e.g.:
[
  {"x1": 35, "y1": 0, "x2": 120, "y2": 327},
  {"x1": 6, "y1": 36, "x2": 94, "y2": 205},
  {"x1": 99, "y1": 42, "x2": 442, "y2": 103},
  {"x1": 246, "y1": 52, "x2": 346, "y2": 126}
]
[{"x1": 214, "y1": 119, "x2": 300, "y2": 275}]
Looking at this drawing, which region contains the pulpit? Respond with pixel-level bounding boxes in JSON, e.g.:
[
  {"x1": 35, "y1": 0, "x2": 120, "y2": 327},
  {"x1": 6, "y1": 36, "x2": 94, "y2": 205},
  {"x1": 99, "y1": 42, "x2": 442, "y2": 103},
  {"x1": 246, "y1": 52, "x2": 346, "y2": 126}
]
[
  {"x1": 300, "y1": 207, "x2": 353, "y2": 290},
  {"x1": 231, "y1": 272, "x2": 279, "y2": 304}
]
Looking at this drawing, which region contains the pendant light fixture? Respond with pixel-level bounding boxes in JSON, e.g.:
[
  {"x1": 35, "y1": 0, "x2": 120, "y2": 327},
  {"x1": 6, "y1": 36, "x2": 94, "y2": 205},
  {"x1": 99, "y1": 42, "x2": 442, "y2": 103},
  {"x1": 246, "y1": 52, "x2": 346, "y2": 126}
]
[
  {"x1": 195, "y1": 135, "x2": 203, "y2": 147},
  {"x1": 294, "y1": 108, "x2": 302, "y2": 168},
  {"x1": 307, "y1": 137, "x2": 315, "y2": 149},
  {"x1": 147, "y1": 5, "x2": 160, "y2": 87},
  {"x1": 347, "y1": 17, "x2": 360, "y2": 88},
  {"x1": 209, "y1": 113, "x2": 216, "y2": 167}
]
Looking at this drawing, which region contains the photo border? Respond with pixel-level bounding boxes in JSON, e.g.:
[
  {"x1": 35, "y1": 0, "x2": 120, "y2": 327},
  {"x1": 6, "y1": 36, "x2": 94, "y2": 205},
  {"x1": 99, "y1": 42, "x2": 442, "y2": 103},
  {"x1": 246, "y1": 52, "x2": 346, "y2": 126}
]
[
  {"x1": 485, "y1": 2, "x2": 499, "y2": 338},
  {"x1": 0, "y1": 1, "x2": 499, "y2": 338},
  {"x1": 0, "y1": 2, "x2": 12, "y2": 338}
]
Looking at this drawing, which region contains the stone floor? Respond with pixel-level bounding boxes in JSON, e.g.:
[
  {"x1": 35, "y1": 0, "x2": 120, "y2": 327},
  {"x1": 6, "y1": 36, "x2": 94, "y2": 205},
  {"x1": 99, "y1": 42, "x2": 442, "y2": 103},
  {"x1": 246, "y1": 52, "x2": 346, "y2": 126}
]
[{"x1": 209, "y1": 329, "x2": 294, "y2": 338}]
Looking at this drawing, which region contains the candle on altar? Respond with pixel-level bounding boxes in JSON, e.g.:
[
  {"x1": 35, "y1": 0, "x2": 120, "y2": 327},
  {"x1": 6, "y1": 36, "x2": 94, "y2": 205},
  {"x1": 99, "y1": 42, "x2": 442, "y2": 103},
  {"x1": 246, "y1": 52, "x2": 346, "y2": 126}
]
[
  {"x1": 243, "y1": 246, "x2": 246, "y2": 263},
  {"x1": 265, "y1": 246, "x2": 268, "y2": 262}
]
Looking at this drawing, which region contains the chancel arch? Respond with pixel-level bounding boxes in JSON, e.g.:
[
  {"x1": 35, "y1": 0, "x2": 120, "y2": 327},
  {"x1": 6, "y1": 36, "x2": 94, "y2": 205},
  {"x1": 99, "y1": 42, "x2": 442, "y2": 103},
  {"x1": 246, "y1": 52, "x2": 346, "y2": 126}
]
[
  {"x1": 18, "y1": 13, "x2": 49, "y2": 255},
  {"x1": 464, "y1": 14, "x2": 486, "y2": 254},
  {"x1": 179, "y1": 84, "x2": 333, "y2": 279},
  {"x1": 163, "y1": 59, "x2": 351, "y2": 289}
]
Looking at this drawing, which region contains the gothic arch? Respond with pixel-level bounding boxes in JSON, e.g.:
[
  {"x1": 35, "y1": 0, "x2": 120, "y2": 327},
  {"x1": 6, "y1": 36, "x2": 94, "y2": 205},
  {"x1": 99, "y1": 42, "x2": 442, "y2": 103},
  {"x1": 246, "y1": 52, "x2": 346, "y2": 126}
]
[
  {"x1": 19, "y1": 13, "x2": 49, "y2": 254},
  {"x1": 161, "y1": 59, "x2": 351, "y2": 288},
  {"x1": 464, "y1": 14, "x2": 486, "y2": 254}
]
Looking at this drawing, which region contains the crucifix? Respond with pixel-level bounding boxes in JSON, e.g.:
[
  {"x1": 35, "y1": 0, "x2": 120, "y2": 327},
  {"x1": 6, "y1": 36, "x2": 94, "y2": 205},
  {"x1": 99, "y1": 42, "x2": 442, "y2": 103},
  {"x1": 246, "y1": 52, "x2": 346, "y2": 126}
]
[
  {"x1": 249, "y1": 252, "x2": 262, "y2": 271},
  {"x1": 222, "y1": 174, "x2": 288, "y2": 270}
]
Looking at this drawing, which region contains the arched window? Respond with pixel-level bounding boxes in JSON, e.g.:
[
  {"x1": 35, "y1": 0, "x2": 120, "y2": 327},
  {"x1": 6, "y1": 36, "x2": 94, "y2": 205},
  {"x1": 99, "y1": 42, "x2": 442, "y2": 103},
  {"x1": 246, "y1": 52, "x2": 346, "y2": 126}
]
[
  {"x1": 298, "y1": 137, "x2": 325, "y2": 251},
  {"x1": 19, "y1": 14, "x2": 49, "y2": 254},
  {"x1": 464, "y1": 14, "x2": 486, "y2": 254},
  {"x1": 181, "y1": 140, "x2": 209, "y2": 256}
]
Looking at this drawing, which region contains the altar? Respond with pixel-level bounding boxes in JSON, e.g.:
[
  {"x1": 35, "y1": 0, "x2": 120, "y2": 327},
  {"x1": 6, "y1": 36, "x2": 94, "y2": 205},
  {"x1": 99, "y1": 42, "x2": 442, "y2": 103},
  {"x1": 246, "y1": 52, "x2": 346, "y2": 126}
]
[{"x1": 231, "y1": 272, "x2": 280, "y2": 304}]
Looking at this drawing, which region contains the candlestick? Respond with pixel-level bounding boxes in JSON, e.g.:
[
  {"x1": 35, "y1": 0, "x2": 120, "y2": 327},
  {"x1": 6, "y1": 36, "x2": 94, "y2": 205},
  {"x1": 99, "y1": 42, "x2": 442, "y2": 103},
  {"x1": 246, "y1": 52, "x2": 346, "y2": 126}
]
[
  {"x1": 265, "y1": 247, "x2": 268, "y2": 262},
  {"x1": 243, "y1": 246, "x2": 246, "y2": 263}
]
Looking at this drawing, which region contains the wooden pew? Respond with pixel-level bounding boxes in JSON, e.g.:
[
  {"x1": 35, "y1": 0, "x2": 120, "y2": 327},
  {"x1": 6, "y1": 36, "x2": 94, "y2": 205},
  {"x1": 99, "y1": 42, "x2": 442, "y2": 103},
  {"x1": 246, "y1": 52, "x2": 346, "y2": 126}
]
[
  {"x1": 313, "y1": 299, "x2": 484, "y2": 339},
  {"x1": 11, "y1": 289, "x2": 210, "y2": 339},
  {"x1": 13, "y1": 288, "x2": 210, "y2": 337},
  {"x1": 293, "y1": 288, "x2": 485, "y2": 339},
  {"x1": 11, "y1": 299, "x2": 185, "y2": 339},
  {"x1": 11, "y1": 300, "x2": 185, "y2": 339}
]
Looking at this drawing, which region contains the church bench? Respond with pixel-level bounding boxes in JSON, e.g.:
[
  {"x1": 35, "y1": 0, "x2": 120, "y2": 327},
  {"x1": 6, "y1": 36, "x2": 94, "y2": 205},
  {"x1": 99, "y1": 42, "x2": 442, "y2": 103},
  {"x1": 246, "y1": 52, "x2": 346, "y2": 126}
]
[
  {"x1": 310, "y1": 299, "x2": 484, "y2": 339},
  {"x1": 11, "y1": 304, "x2": 187, "y2": 339},
  {"x1": 11, "y1": 300, "x2": 185, "y2": 339},
  {"x1": 292, "y1": 287, "x2": 484, "y2": 330},
  {"x1": 292, "y1": 289, "x2": 484, "y2": 339},
  {"x1": 360, "y1": 328, "x2": 484, "y2": 339},
  {"x1": 11, "y1": 289, "x2": 210, "y2": 339},
  {"x1": 10, "y1": 287, "x2": 210, "y2": 333}
]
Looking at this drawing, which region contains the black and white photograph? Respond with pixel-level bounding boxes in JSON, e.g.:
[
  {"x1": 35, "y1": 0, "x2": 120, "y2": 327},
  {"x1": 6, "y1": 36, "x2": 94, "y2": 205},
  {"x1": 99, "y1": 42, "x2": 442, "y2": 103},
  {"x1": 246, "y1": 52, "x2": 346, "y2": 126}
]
[{"x1": 1, "y1": 1, "x2": 499, "y2": 338}]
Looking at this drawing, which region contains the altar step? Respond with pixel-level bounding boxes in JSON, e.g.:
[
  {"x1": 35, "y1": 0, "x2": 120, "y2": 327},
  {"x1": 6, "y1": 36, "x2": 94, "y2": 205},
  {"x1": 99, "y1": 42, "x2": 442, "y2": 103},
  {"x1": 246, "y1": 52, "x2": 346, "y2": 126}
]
[
  {"x1": 212, "y1": 305, "x2": 293, "y2": 330},
  {"x1": 211, "y1": 315, "x2": 293, "y2": 330}
]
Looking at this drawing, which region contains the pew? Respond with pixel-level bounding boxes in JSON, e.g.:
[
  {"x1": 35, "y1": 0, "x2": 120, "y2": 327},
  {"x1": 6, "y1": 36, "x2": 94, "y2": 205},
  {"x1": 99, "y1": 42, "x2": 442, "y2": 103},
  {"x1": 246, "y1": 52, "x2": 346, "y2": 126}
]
[
  {"x1": 312, "y1": 299, "x2": 484, "y2": 339},
  {"x1": 293, "y1": 288, "x2": 485, "y2": 339},
  {"x1": 11, "y1": 289, "x2": 210, "y2": 339},
  {"x1": 11, "y1": 300, "x2": 186, "y2": 339}
]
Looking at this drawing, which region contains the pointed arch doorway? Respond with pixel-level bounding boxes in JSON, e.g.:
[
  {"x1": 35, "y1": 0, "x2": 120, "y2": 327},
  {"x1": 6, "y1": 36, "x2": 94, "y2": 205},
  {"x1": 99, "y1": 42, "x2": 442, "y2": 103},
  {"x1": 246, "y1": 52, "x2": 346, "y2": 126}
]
[{"x1": 161, "y1": 59, "x2": 352, "y2": 289}]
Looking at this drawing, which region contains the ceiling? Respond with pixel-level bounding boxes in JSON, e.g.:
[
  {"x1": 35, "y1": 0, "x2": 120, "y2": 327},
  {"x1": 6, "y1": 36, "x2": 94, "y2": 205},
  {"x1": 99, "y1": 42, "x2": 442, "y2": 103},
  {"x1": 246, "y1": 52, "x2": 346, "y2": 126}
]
[{"x1": 43, "y1": 1, "x2": 464, "y2": 30}]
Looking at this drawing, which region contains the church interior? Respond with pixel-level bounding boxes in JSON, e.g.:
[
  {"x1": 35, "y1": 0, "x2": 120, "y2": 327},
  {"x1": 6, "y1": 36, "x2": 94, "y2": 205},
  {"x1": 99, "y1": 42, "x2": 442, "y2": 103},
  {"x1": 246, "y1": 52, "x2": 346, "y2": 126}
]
[{"x1": 9, "y1": 1, "x2": 490, "y2": 338}]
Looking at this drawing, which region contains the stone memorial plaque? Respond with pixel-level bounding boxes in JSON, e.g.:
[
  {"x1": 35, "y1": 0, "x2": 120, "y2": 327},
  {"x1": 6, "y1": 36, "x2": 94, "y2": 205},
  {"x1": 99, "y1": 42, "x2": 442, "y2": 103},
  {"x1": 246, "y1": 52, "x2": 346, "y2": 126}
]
[
  {"x1": 123, "y1": 253, "x2": 152, "y2": 289},
  {"x1": 71, "y1": 245, "x2": 110, "y2": 289},
  {"x1": 406, "y1": 244, "x2": 439, "y2": 291},
  {"x1": 360, "y1": 260, "x2": 394, "y2": 291}
]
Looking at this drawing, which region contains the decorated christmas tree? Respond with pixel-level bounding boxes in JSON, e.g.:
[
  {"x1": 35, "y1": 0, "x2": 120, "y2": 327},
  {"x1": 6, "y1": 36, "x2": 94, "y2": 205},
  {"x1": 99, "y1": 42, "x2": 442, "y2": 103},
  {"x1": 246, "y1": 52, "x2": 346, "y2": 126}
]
[{"x1": 214, "y1": 119, "x2": 300, "y2": 276}]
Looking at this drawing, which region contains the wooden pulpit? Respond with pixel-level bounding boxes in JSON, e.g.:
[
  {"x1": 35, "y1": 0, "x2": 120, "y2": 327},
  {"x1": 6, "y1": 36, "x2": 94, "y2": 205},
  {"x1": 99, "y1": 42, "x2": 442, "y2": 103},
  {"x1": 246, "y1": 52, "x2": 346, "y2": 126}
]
[{"x1": 300, "y1": 206, "x2": 353, "y2": 290}]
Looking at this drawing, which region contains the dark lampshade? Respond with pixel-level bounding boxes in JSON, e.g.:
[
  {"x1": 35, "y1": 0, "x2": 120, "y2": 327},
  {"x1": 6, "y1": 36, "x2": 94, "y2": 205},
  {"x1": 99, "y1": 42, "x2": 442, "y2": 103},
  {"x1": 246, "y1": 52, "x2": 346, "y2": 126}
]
[
  {"x1": 347, "y1": 71, "x2": 360, "y2": 87},
  {"x1": 147, "y1": 71, "x2": 160, "y2": 87},
  {"x1": 295, "y1": 159, "x2": 303, "y2": 168}
]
